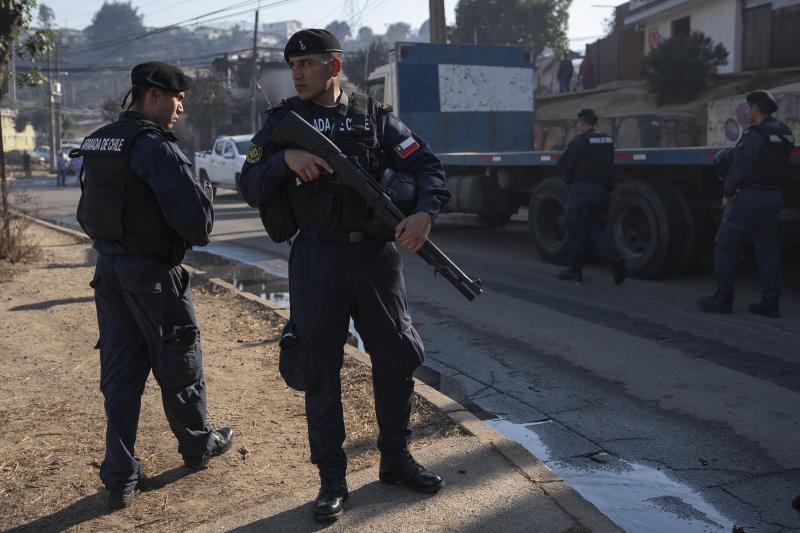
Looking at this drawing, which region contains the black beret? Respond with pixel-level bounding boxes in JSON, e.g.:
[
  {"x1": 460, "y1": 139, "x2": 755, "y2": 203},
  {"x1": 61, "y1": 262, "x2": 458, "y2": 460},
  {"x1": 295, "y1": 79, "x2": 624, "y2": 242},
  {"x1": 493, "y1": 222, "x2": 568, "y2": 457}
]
[
  {"x1": 746, "y1": 90, "x2": 778, "y2": 114},
  {"x1": 577, "y1": 108, "x2": 598, "y2": 121},
  {"x1": 131, "y1": 61, "x2": 192, "y2": 92},
  {"x1": 284, "y1": 29, "x2": 342, "y2": 62}
]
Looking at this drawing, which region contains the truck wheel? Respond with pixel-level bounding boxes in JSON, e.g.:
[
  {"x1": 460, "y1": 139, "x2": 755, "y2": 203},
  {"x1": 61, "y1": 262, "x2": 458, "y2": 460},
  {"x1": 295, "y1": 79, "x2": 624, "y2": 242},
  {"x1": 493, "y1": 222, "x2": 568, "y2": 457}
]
[
  {"x1": 478, "y1": 212, "x2": 512, "y2": 227},
  {"x1": 528, "y1": 177, "x2": 568, "y2": 263},
  {"x1": 662, "y1": 182, "x2": 696, "y2": 275},
  {"x1": 609, "y1": 180, "x2": 689, "y2": 278}
]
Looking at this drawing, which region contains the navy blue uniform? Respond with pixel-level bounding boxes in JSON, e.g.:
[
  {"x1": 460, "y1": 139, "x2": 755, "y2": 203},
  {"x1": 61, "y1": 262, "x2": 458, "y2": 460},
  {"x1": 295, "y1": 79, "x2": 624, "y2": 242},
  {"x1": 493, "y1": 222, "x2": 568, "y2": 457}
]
[
  {"x1": 83, "y1": 111, "x2": 216, "y2": 492},
  {"x1": 714, "y1": 118, "x2": 794, "y2": 302},
  {"x1": 558, "y1": 129, "x2": 621, "y2": 268},
  {"x1": 239, "y1": 94, "x2": 449, "y2": 479}
]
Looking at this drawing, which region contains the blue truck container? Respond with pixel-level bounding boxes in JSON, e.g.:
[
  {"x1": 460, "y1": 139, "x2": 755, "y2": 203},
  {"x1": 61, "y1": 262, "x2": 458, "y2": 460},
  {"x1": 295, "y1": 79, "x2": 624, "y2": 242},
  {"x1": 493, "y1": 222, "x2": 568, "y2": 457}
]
[{"x1": 368, "y1": 42, "x2": 800, "y2": 278}]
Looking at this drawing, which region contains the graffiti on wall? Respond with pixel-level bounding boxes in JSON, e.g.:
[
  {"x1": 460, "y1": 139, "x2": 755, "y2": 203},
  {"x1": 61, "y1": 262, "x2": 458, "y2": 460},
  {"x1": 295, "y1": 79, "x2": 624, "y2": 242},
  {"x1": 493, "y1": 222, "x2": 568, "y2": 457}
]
[{"x1": 709, "y1": 92, "x2": 800, "y2": 147}]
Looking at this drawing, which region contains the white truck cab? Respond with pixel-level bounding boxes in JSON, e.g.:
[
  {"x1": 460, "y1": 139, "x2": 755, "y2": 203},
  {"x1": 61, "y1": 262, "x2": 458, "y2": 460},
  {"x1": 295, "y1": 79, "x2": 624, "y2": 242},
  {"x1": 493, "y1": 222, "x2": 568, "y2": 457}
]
[{"x1": 194, "y1": 135, "x2": 252, "y2": 191}]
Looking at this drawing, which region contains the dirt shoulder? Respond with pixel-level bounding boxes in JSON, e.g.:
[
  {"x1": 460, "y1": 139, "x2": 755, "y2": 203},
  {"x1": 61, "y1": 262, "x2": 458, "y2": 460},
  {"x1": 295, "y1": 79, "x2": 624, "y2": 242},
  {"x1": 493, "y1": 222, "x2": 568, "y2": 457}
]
[{"x1": 0, "y1": 224, "x2": 459, "y2": 532}]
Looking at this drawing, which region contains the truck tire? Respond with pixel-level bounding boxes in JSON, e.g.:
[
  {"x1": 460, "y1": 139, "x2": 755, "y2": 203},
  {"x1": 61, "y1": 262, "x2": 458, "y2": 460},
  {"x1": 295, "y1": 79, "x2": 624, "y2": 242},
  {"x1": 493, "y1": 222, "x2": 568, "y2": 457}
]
[
  {"x1": 608, "y1": 180, "x2": 690, "y2": 278},
  {"x1": 528, "y1": 177, "x2": 568, "y2": 263},
  {"x1": 662, "y1": 182, "x2": 696, "y2": 275}
]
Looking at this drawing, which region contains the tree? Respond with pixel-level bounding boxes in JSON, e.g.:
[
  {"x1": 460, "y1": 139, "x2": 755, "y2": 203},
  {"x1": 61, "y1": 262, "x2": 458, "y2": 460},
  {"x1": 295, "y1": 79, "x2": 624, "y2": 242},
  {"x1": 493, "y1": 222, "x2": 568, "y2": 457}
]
[
  {"x1": 100, "y1": 96, "x2": 120, "y2": 123},
  {"x1": 15, "y1": 106, "x2": 49, "y2": 141},
  {"x1": 346, "y1": 37, "x2": 390, "y2": 91},
  {"x1": 451, "y1": 0, "x2": 571, "y2": 57},
  {"x1": 642, "y1": 32, "x2": 728, "y2": 105},
  {"x1": 357, "y1": 26, "x2": 373, "y2": 43},
  {"x1": 86, "y1": 2, "x2": 145, "y2": 47},
  {"x1": 184, "y1": 72, "x2": 233, "y2": 151},
  {"x1": 1, "y1": 1, "x2": 55, "y2": 249},
  {"x1": 385, "y1": 22, "x2": 411, "y2": 45},
  {"x1": 324, "y1": 20, "x2": 351, "y2": 43}
]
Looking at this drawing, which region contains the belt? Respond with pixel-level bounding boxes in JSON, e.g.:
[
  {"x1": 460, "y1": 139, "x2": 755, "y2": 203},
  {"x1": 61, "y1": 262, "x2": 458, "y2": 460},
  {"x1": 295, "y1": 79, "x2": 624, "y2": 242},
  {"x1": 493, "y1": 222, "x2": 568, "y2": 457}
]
[{"x1": 299, "y1": 229, "x2": 365, "y2": 242}]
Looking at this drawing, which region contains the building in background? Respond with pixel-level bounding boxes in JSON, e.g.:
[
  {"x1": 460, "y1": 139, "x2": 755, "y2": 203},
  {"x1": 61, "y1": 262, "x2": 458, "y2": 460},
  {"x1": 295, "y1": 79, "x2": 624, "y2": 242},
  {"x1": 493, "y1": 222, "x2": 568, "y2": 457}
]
[
  {"x1": 625, "y1": 0, "x2": 800, "y2": 72},
  {"x1": 261, "y1": 20, "x2": 302, "y2": 43},
  {"x1": 1, "y1": 108, "x2": 36, "y2": 152}
]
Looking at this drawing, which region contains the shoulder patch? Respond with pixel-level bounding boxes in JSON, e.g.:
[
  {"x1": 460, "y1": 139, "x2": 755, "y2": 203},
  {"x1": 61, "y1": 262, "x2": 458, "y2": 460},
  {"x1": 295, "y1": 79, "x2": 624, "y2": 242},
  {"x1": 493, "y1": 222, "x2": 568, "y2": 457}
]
[
  {"x1": 394, "y1": 137, "x2": 420, "y2": 159},
  {"x1": 246, "y1": 143, "x2": 263, "y2": 164}
]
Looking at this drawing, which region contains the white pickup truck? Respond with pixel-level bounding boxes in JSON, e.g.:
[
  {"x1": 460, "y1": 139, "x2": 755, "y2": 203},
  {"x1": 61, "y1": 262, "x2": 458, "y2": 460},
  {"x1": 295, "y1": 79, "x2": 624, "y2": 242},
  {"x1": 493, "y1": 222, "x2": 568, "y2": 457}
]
[{"x1": 194, "y1": 135, "x2": 252, "y2": 191}]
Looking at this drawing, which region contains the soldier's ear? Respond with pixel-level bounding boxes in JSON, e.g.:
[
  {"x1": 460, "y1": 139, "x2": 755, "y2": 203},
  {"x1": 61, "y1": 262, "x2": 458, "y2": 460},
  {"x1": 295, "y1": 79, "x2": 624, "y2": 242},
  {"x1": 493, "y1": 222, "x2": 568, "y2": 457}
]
[{"x1": 329, "y1": 58, "x2": 342, "y2": 77}]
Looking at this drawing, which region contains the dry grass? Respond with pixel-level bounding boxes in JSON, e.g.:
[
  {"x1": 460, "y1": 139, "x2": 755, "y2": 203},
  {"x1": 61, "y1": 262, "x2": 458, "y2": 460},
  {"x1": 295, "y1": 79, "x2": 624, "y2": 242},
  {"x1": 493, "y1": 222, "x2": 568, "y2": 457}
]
[{"x1": 0, "y1": 224, "x2": 461, "y2": 532}]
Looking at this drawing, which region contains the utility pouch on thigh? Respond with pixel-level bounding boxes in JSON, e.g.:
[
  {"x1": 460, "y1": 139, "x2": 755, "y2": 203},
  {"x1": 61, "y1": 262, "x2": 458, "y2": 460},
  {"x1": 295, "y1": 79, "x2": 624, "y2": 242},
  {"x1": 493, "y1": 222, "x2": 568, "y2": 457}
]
[
  {"x1": 156, "y1": 324, "x2": 202, "y2": 389},
  {"x1": 279, "y1": 321, "x2": 324, "y2": 392}
]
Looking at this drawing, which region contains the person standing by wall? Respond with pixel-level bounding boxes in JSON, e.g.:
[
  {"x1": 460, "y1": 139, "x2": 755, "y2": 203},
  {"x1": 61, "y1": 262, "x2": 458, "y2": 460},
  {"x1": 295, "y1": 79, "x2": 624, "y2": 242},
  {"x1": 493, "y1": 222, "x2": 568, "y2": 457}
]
[
  {"x1": 579, "y1": 55, "x2": 595, "y2": 90},
  {"x1": 557, "y1": 54, "x2": 574, "y2": 94}
]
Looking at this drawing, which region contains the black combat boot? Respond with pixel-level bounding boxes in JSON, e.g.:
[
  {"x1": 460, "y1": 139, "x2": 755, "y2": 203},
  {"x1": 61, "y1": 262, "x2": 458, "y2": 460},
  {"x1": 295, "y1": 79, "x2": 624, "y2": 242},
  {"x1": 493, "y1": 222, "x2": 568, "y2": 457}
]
[
  {"x1": 184, "y1": 427, "x2": 235, "y2": 470},
  {"x1": 379, "y1": 450, "x2": 444, "y2": 493},
  {"x1": 312, "y1": 476, "x2": 348, "y2": 522},
  {"x1": 748, "y1": 298, "x2": 780, "y2": 318},
  {"x1": 612, "y1": 260, "x2": 626, "y2": 286},
  {"x1": 558, "y1": 265, "x2": 583, "y2": 281},
  {"x1": 696, "y1": 290, "x2": 733, "y2": 314},
  {"x1": 108, "y1": 470, "x2": 147, "y2": 510}
]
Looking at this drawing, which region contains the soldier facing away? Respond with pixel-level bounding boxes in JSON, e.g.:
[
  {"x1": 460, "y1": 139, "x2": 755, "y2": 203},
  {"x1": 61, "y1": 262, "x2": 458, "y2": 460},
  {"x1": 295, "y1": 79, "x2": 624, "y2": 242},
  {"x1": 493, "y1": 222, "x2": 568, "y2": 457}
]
[{"x1": 75, "y1": 62, "x2": 234, "y2": 509}]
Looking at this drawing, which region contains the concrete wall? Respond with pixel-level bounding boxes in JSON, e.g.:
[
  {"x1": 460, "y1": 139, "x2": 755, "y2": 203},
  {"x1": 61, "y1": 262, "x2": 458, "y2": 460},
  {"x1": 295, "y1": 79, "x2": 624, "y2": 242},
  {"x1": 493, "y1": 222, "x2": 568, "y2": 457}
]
[
  {"x1": 535, "y1": 113, "x2": 704, "y2": 150},
  {"x1": 644, "y1": 0, "x2": 741, "y2": 73},
  {"x1": 708, "y1": 87, "x2": 800, "y2": 146}
]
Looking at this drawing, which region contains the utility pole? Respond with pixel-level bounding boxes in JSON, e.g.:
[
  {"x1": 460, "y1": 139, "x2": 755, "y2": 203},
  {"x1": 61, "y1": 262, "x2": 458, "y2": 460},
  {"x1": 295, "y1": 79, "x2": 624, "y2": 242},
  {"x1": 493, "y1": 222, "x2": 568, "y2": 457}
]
[
  {"x1": 47, "y1": 48, "x2": 57, "y2": 173},
  {"x1": 249, "y1": 9, "x2": 260, "y2": 133},
  {"x1": 429, "y1": 0, "x2": 447, "y2": 44},
  {"x1": 9, "y1": 46, "x2": 17, "y2": 108},
  {"x1": 54, "y1": 41, "x2": 62, "y2": 164}
]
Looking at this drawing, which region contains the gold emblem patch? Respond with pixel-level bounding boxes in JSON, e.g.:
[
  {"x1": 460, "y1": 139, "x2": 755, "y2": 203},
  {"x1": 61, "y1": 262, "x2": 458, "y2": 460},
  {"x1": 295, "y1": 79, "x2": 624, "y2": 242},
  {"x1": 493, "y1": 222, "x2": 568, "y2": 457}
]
[{"x1": 246, "y1": 143, "x2": 263, "y2": 164}]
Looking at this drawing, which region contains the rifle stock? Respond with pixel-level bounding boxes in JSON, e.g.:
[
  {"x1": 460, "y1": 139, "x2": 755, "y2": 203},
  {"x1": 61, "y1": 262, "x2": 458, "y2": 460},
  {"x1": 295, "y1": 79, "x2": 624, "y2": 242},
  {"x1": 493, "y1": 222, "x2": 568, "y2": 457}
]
[{"x1": 270, "y1": 111, "x2": 483, "y2": 301}]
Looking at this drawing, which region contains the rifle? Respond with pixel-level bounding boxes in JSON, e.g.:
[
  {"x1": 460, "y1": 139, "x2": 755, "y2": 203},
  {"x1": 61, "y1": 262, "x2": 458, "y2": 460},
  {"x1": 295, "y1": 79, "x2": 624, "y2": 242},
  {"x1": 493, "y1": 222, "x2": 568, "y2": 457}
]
[{"x1": 270, "y1": 111, "x2": 483, "y2": 301}]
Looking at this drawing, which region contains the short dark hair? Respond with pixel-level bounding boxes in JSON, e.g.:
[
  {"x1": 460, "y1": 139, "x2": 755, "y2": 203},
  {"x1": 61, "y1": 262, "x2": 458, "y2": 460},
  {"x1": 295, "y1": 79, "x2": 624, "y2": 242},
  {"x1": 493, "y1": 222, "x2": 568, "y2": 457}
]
[
  {"x1": 128, "y1": 85, "x2": 175, "y2": 109},
  {"x1": 129, "y1": 85, "x2": 152, "y2": 108},
  {"x1": 577, "y1": 108, "x2": 598, "y2": 126}
]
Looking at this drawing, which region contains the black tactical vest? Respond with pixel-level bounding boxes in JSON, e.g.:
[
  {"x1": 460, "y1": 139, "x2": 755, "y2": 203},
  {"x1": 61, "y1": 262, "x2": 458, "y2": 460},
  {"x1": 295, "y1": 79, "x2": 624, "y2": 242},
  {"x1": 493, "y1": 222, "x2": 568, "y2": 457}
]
[
  {"x1": 745, "y1": 121, "x2": 795, "y2": 190},
  {"x1": 76, "y1": 118, "x2": 181, "y2": 263},
  {"x1": 572, "y1": 130, "x2": 615, "y2": 183},
  {"x1": 279, "y1": 93, "x2": 383, "y2": 230}
]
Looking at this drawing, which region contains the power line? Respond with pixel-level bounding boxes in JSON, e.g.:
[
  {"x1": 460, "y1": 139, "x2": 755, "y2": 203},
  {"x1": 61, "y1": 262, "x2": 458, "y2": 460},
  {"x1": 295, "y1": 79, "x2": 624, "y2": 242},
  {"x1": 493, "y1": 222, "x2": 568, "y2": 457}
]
[{"x1": 64, "y1": 0, "x2": 269, "y2": 54}]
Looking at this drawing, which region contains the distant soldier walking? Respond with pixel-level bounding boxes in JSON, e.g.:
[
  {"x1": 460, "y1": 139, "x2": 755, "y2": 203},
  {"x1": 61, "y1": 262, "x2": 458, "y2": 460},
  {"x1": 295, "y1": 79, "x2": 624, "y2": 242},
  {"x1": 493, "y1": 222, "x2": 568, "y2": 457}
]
[
  {"x1": 557, "y1": 108, "x2": 626, "y2": 284},
  {"x1": 698, "y1": 90, "x2": 795, "y2": 317}
]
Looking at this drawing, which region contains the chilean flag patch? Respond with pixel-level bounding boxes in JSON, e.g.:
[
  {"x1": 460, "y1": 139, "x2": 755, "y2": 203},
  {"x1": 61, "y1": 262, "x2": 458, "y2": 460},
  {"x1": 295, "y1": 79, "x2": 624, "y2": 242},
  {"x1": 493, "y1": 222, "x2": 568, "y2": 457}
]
[{"x1": 394, "y1": 137, "x2": 420, "y2": 159}]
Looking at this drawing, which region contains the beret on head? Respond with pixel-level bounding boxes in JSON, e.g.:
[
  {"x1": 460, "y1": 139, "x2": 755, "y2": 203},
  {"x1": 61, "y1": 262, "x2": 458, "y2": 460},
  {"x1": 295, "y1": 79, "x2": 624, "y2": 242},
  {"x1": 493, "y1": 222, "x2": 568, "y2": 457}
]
[
  {"x1": 577, "y1": 108, "x2": 598, "y2": 121},
  {"x1": 284, "y1": 29, "x2": 342, "y2": 62},
  {"x1": 131, "y1": 61, "x2": 192, "y2": 92},
  {"x1": 746, "y1": 90, "x2": 778, "y2": 114}
]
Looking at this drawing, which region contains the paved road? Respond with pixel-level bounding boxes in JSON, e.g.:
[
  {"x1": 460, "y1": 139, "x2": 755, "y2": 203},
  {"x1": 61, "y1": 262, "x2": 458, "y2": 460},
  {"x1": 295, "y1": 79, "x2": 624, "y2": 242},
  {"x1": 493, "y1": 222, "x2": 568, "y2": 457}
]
[{"x1": 13, "y1": 176, "x2": 800, "y2": 532}]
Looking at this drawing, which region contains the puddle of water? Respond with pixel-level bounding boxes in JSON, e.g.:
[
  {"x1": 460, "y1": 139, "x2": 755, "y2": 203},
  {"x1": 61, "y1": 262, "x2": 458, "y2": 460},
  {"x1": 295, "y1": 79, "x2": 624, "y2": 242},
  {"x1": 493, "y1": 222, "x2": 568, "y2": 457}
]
[
  {"x1": 184, "y1": 249, "x2": 365, "y2": 352},
  {"x1": 187, "y1": 250, "x2": 290, "y2": 308},
  {"x1": 486, "y1": 419, "x2": 735, "y2": 533}
]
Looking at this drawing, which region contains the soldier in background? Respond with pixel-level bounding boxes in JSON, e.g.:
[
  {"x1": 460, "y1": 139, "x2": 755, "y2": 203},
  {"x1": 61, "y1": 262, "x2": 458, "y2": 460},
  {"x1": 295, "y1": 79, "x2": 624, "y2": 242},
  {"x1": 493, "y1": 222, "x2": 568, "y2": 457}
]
[
  {"x1": 698, "y1": 90, "x2": 794, "y2": 318},
  {"x1": 557, "y1": 108, "x2": 626, "y2": 285}
]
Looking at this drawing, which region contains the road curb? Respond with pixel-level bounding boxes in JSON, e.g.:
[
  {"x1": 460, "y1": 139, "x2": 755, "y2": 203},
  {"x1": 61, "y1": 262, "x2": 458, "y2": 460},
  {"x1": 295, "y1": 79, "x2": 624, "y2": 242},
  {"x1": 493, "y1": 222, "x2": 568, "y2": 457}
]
[{"x1": 26, "y1": 215, "x2": 620, "y2": 532}]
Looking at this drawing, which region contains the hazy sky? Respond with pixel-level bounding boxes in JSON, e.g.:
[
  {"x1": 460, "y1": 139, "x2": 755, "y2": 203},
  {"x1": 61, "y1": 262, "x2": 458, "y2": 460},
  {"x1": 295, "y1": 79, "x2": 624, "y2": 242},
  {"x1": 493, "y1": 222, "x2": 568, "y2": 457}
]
[{"x1": 47, "y1": 0, "x2": 628, "y2": 50}]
